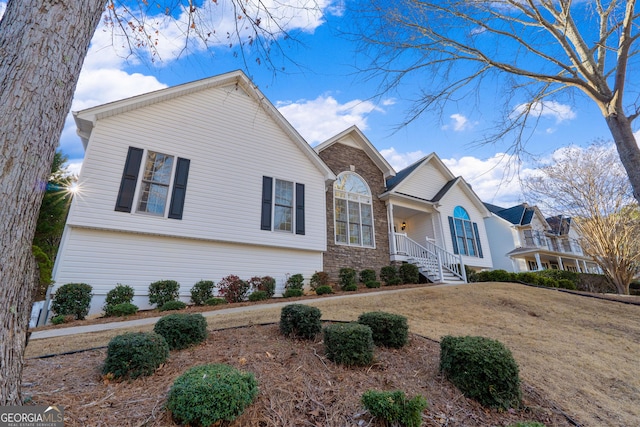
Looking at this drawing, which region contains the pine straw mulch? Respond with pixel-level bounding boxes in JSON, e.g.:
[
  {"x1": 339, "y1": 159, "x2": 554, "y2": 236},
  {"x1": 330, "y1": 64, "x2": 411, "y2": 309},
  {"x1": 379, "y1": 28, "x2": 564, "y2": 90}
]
[{"x1": 23, "y1": 323, "x2": 572, "y2": 427}]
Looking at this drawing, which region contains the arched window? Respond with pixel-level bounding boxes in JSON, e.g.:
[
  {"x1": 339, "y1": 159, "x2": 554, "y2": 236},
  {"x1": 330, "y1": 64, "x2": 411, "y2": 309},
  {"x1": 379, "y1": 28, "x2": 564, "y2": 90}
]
[
  {"x1": 448, "y1": 206, "x2": 483, "y2": 257},
  {"x1": 334, "y1": 172, "x2": 374, "y2": 247}
]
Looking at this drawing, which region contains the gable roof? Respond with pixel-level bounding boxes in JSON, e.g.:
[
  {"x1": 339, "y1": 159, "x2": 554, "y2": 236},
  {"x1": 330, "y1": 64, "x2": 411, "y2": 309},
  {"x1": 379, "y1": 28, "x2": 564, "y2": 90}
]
[
  {"x1": 314, "y1": 126, "x2": 396, "y2": 179},
  {"x1": 486, "y1": 203, "x2": 550, "y2": 228},
  {"x1": 383, "y1": 153, "x2": 490, "y2": 217},
  {"x1": 73, "y1": 70, "x2": 335, "y2": 184}
]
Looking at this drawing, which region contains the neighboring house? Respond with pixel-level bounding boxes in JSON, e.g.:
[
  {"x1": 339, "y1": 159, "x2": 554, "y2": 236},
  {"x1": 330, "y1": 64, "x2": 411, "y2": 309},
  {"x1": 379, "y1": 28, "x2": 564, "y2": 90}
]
[
  {"x1": 52, "y1": 70, "x2": 335, "y2": 314},
  {"x1": 484, "y1": 203, "x2": 600, "y2": 273},
  {"x1": 316, "y1": 127, "x2": 493, "y2": 284}
]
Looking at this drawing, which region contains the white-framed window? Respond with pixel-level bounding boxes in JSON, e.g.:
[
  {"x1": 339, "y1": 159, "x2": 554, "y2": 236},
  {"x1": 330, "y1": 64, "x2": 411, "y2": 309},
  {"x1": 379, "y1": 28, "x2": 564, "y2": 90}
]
[
  {"x1": 261, "y1": 176, "x2": 305, "y2": 235},
  {"x1": 274, "y1": 179, "x2": 294, "y2": 232},
  {"x1": 137, "y1": 151, "x2": 174, "y2": 215},
  {"x1": 115, "y1": 147, "x2": 190, "y2": 220},
  {"x1": 334, "y1": 172, "x2": 374, "y2": 247},
  {"x1": 448, "y1": 206, "x2": 483, "y2": 258}
]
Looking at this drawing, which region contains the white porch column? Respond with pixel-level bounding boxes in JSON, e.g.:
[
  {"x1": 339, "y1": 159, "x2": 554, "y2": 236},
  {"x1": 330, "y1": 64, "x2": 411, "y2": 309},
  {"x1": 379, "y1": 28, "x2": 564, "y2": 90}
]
[
  {"x1": 387, "y1": 203, "x2": 396, "y2": 255},
  {"x1": 535, "y1": 253, "x2": 543, "y2": 270},
  {"x1": 582, "y1": 260, "x2": 588, "y2": 272},
  {"x1": 575, "y1": 260, "x2": 583, "y2": 273},
  {"x1": 510, "y1": 258, "x2": 519, "y2": 273},
  {"x1": 557, "y1": 256, "x2": 564, "y2": 271}
]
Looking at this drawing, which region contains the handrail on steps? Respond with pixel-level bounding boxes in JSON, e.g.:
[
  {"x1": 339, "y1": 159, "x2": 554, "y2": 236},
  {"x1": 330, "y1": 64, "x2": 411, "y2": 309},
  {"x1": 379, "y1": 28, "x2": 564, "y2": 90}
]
[{"x1": 392, "y1": 233, "x2": 466, "y2": 282}]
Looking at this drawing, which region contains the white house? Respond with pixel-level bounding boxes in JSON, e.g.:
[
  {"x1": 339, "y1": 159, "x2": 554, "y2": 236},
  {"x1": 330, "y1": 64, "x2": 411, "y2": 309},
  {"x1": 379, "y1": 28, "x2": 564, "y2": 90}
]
[
  {"x1": 52, "y1": 70, "x2": 335, "y2": 314},
  {"x1": 484, "y1": 203, "x2": 599, "y2": 273}
]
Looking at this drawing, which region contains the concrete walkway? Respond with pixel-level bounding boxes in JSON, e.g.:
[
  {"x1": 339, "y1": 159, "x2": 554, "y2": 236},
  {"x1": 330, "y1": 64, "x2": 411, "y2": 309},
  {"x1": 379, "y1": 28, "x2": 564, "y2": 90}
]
[{"x1": 30, "y1": 285, "x2": 453, "y2": 340}]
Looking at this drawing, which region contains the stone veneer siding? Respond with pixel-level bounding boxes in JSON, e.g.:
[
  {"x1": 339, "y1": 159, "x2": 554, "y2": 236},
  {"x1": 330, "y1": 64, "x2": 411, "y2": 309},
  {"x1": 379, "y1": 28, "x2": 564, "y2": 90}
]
[{"x1": 318, "y1": 143, "x2": 391, "y2": 283}]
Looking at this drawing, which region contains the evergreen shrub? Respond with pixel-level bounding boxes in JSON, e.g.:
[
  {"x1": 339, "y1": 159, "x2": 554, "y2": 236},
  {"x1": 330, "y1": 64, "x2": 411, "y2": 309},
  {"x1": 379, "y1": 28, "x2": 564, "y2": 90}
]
[
  {"x1": 315, "y1": 285, "x2": 333, "y2": 295},
  {"x1": 399, "y1": 263, "x2": 419, "y2": 284},
  {"x1": 102, "y1": 332, "x2": 169, "y2": 379},
  {"x1": 108, "y1": 302, "x2": 138, "y2": 316},
  {"x1": 440, "y1": 335, "x2": 522, "y2": 409},
  {"x1": 160, "y1": 300, "x2": 187, "y2": 311},
  {"x1": 339, "y1": 268, "x2": 357, "y2": 290},
  {"x1": 361, "y1": 389, "x2": 427, "y2": 427},
  {"x1": 248, "y1": 290, "x2": 269, "y2": 301},
  {"x1": 154, "y1": 313, "x2": 208, "y2": 350},
  {"x1": 280, "y1": 304, "x2": 322, "y2": 339},
  {"x1": 323, "y1": 323, "x2": 374, "y2": 366},
  {"x1": 365, "y1": 281, "x2": 381, "y2": 289},
  {"x1": 217, "y1": 275, "x2": 250, "y2": 303},
  {"x1": 190, "y1": 280, "x2": 215, "y2": 306},
  {"x1": 148, "y1": 280, "x2": 180, "y2": 308},
  {"x1": 52, "y1": 283, "x2": 93, "y2": 320},
  {"x1": 358, "y1": 311, "x2": 408, "y2": 348},
  {"x1": 286, "y1": 273, "x2": 305, "y2": 290},
  {"x1": 343, "y1": 283, "x2": 358, "y2": 292},
  {"x1": 310, "y1": 271, "x2": 330, "y2": 290},
  {"x1": 104, "y1": 284, "x2": 135, "y2": 316},
  {"x1": 205, "y1": 297, "x2": 228, "y2": 306},
  {"x1": 167, "y1": 364, "x2": 258, "y2": 426},
  {"x1": 359, "y1": 269, "x2": 376, "y2": 283},
  {"x1": 283, "y1": 288, "x2": 304, "y2": 298},
  {"x1": 380, "y1": 266, "x2": 398, "y2": 285}
]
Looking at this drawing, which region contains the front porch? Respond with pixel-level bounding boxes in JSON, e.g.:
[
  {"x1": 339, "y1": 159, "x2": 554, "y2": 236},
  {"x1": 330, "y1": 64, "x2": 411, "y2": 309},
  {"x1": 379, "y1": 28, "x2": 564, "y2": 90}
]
[{"x1": 508, "y1": 247, "x2": 600, "y2": 274}]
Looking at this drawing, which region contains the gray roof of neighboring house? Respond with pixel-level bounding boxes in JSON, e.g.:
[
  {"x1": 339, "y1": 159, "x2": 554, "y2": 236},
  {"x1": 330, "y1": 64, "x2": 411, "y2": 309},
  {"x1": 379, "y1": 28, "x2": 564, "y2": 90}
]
[{"x1": 484, "y1": 203, "x2": 536, "y2": 226}]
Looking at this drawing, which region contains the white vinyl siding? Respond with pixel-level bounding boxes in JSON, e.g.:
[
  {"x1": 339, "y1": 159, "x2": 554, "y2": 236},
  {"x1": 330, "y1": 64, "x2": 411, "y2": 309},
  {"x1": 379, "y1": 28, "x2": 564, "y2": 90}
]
[
  {"x1": 392, "y1": 161, "x2": 450, "y2": 200},
  {"x1": 67, "y1": 83, "x2": 327, "y2": 252},
  {"x1": 53, "y1": 227, "x2": 324, "y2": 315}
]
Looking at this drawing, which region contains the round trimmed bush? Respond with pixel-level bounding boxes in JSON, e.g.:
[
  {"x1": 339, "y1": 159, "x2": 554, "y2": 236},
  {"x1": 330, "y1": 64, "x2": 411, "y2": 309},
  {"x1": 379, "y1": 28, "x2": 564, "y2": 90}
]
[
  {"x1": 386, "y1": 278, "x2": 403, "y2": 286},
  {"x1": 361, "y1": 389, "x2": 427, "y2": 427},
  {"x1": 190, "y1": 280, "x2": 215, "y2": 306},
  {"x1": 440, "y1": 335, "x2": 522, "y2": 409},
  {"x1": 380, "y1": 265, "x2": 398, "y2": 284},
  {"x1": 310, "y1": 271, "x2": 329, "y2": 290},
  {"x1": 315, "y1": 285, "x2": 333, "y2": 295},
  {"x1": 167, "y1": 364, "x2": 258, "y2": 425},
  {"x1": 399, "y1": 263, "x2": 419, "y2": 284},
  {"x1": 102, "y1": 332, "x2": 169, "y2": 379},
  {"x1": 160, "y1": 300, "x2": 187, "y2": 311},
  {"x1": 104, "y1": 284, "x2": 134, "y2": 316},
  {"x1": 280, "y1": 304, "x2": 322, "y2": 339},
  {"x1": 365, "y1": 280, "x2": 381, "y2": 288},
  {"x1": 154, "y1": 313, "x2": 208, "y2": 350},
  {"x1": 218, "y1": 275, "x2": 250, "y2": 303},
  {"x1": 248, "y1": 290, "x2": 269, "y2": 301},
  {"x1": 51, "y1": 315, "x2": 66, "y2": 325},
  {"x1": 339, "y1": 268, "x2": 357, "y2": 290},
  {"x1": 343, "y1": 283, "x2": 358, "y2": 292},
  {"x1": 358, "y1": 311, "x2": 408, "y2": 348},
  {"x1": 205, "y1": 297, "x2": 228, "y2": 306},
  {"x1": 108, "y1": 302, "x2": 138, "y2": 316},
  {"x1": 283, "y1": 288, "x2": 304, "y2": 298},
  {"x1": 148, "y1": 280, "x2": 180, "y2": 308},
  {"x1": 52, "y1": 283, "x2": 93, "y2": 320},
  {"x1": 359, "y1": 269, "x2": 377, "y2": 283},
  {"x1": 286, "y1": 273, "x2": 305, "y2": 290},
  {"x1": 323, "y1": 323, "x2": 374, "y2": 366}
]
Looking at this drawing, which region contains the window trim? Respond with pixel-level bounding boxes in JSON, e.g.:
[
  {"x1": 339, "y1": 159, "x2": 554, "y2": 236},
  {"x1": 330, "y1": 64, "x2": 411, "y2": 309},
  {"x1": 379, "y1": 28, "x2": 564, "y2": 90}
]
[
  {"x1": 261, "y1": 176, "x2": 305, "y2": 235},
  {"x1": 136, "y1": 150, "x2": 176, "y2": 217},
  {"x1": 333, "y1": 172, "x2": 375, "y2": 248},
  {"x1": 449, "y1": 206, "x2": 483, "y2": 258}
]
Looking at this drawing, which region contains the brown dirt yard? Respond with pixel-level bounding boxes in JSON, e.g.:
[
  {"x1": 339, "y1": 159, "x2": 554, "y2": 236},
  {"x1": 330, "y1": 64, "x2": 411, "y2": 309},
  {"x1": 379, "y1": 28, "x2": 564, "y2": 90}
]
[{"x1": 25, "y1": 282, "x2": 640, "y2": 426}]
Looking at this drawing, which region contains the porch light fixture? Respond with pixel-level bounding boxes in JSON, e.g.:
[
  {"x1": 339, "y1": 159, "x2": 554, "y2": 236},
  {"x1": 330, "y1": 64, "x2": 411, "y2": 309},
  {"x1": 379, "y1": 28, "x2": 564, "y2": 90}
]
[{"x1": 401, "y1": 221, "x2": 406, "y2": 231}]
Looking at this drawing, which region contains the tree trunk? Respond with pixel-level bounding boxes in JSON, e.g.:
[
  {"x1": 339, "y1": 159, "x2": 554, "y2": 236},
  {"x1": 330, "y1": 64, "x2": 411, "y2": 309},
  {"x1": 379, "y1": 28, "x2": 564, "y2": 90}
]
[
  {"x1": 0, "y1": 0, "x2": 105, "y2": 405},
  {"x1": 605, "y1": 113, "x2": 640, "y2": 205}
]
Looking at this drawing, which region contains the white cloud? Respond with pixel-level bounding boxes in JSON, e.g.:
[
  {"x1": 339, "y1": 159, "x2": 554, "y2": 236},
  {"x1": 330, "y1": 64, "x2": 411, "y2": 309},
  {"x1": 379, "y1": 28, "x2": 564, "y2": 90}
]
[
  {"x1": 512, "y1": 100, "x2": 577, "y2": 123},
  {"x1": 442, "y1": 113, "x2": 477, "y2": 132},
  {"x1": 634, "y1": 129, "x2": 640, "y2": 146},
  {"x1": 379, "y1": 147, "x2": 428, "y2": 170},
  {"x1": 442, "y1": 153, "x2": 533, "y2": 207},
  {"x1": 277, "y1": 95, "x2": 385, "y2": 144},
  {"x1": 0, "y1": 2, "x2": 6, "y2": 19}
]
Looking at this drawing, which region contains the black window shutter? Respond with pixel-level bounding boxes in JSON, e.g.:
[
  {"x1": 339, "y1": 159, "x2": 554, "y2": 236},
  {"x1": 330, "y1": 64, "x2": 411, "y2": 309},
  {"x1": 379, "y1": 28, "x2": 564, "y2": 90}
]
[
  {"x1": 295, "y1": 183, "x2": 305, "y2": 235},
  {"x1": 261, "y1": 176, "x2": 273, "y2": 230},
  {"x1": 448, "y1": 216, "x2": 459, "y2": 255},
  {"x1": 473, "y1": 222, "x2": 484, "y2": 258},
  {"x1": 168, "y1": 157, "x2": 190, "y2": 220},
  {"x1": 115, "y1": 147, "x2": 143, "y2": 212}
]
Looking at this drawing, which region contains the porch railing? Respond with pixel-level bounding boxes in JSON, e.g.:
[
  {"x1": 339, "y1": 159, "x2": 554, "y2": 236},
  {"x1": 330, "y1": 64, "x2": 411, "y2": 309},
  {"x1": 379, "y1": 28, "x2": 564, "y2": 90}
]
[{"x1": 392, "y1": 233, "x2": 466, "y2": 282}]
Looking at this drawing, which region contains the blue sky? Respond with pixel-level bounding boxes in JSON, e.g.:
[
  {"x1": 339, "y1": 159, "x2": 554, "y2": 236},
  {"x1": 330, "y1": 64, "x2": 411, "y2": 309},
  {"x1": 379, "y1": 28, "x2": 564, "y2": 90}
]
[{"x1": 2, "y1": 1, "x2": 636, "y2": 207}]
